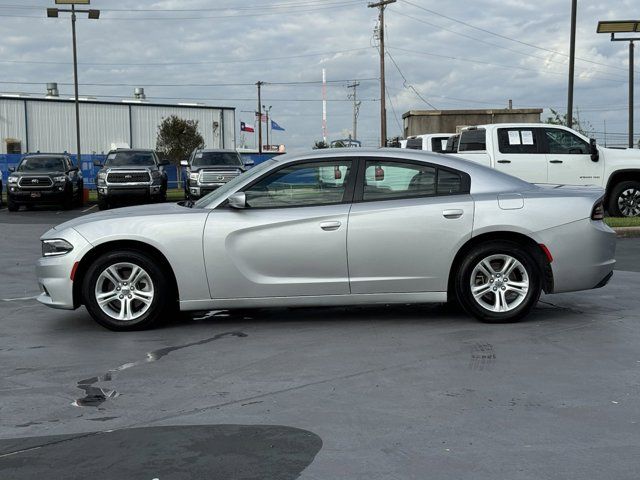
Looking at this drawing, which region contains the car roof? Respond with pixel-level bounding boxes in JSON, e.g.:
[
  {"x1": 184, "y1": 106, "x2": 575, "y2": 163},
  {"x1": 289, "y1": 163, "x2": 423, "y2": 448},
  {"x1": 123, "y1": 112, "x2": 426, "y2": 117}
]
[
  {"x1": 108, "y1": 149, "x2": 155, "y2": 153},
  {"x1": 195, "y1": 149, "x2": 239, "y2": 153},
  {"x1": 22, "y1": 153, "x2": 68, "y2": 158}
]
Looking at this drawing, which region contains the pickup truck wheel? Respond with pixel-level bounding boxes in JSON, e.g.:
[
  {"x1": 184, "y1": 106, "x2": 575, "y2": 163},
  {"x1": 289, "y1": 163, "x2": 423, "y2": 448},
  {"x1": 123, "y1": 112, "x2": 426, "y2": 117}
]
[
  {"x1": 7, "y1": 197, "x2": 19, "y2": 212},
  {"x1": 76, "y1": 182, "x2": 84, "y2": 207},
  {"x1": 82, "y1": 249, "x2": 174, "y2": 331},
  {"x1": 97, "y1": 195, "x2": 109, "y2": 211},
  {"x1": 608, "y1": 181, "x2": 640, "y2": 217},
  {"x1": 455, "y1": 241, "x2": 541, "y2": 323}
]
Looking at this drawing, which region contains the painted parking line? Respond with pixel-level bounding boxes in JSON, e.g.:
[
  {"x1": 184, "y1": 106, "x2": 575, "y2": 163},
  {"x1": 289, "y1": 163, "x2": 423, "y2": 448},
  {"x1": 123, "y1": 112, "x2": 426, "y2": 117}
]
[
  {"x1": 2, "y1": 295, "x2": 39, "y2": 302},
  {"x1": 82, "y1": 205, "x2": 97, "y2": 213}
]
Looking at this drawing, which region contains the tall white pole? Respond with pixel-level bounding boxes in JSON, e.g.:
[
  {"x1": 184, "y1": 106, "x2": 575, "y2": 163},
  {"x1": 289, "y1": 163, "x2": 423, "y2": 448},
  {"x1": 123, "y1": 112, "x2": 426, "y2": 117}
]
[{"x1": 322, "y1": 68, "x2": 328, "y2": 144}]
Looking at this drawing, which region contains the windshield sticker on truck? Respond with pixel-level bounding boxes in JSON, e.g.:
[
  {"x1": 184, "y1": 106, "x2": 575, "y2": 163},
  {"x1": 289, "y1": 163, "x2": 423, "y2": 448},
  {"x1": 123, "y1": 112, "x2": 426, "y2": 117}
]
[
  {"x1": 521, "y1": 130, "x2": 534, "y2": 145},
  {"x1": 441, "y1": 139, "x2": 448, "y2": 150},
  {"x1": 508, "y1": 130, "x2": 521, "y2": 145}
]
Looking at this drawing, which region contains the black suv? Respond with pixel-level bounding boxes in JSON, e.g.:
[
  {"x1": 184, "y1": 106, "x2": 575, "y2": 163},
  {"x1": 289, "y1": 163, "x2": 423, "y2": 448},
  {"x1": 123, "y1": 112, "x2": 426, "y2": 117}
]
[
  {"x1": 6, "y1": 154, "x2": 83, "y2": 211},
  {"x1": 95, "y1": 149, "x2": 168, "y2": 210},
  {"x1": 181, "y1": 149, "x2": 247, "y2": 200}
]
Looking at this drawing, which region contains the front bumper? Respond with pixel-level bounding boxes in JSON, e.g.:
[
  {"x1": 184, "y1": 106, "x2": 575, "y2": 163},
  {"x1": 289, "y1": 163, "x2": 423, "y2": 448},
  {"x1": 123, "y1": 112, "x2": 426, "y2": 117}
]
[
  {"x1": 36, "y1": 228, "x2": 92, "y2": 310},
  {"x1": 539, "y1": 218, "x2": 616, "y2": 294},
  {"x1": 8, "y1": 186, "x2": 67, "y2": 203},
  {"x1": 97, "y1": 184, "x2": 162, "y2": 199}
]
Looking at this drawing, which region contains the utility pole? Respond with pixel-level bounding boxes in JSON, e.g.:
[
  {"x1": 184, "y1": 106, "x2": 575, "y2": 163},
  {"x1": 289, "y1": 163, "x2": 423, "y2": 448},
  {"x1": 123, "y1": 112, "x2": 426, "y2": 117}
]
[
  {"x1": 347, "y1": 81, "x2": 361, "y2": 141},
  {"x1": 263, "y1": 105, "x2": 272, "y2": 150},
  {"x1": 256, "y1": 81, "x2": 263, "y2": 154},
  {"x1": 368, "y1": 0, "x2": 395, "y2": 147},
  {"x1": 567, "y1": 0, "x2": 577, "y2": 129},
  {"x1": 629, "y1": 40, "x2": 635, "y2": 148}
]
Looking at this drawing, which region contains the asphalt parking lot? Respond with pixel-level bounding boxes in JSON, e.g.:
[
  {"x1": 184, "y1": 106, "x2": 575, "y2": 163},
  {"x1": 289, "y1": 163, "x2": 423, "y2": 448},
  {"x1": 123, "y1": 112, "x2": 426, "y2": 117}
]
[{"x1": 1, "y1": 206, "x2": 640, "y2": 479}]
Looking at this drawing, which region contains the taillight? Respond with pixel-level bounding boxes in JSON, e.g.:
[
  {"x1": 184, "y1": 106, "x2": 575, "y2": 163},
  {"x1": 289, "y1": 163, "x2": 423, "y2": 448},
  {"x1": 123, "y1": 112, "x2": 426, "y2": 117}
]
[{"x1": 591, "y1": 199, "x2": 605, "y2": 221}]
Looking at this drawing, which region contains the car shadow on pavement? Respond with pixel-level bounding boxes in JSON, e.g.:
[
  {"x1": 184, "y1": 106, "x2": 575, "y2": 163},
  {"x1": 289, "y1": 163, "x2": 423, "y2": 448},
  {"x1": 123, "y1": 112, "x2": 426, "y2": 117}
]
[{"x1": 0, "y1": 424, "x2": 322, "y2": 480}]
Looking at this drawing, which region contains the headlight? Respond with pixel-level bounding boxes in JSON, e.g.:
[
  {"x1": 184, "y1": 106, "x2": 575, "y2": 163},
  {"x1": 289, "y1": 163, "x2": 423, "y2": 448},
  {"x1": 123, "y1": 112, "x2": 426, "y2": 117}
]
[
  {"x1": 97, "y1": 172, "x2": 107, "y2": 185},
  {"x1": 53, "y1": 175, "x2": 67, "y2": 183},
  {"x1": 189, "y1": 172, "x2": 199, "y2": 181},
  {"x1": 42, "y1": 239, "x2": 74, "y2": 257},
  {"x1": 151, "y1": 170, "x2": 161, "y2": 179},
  {"x1": 8, "y1": 176, "x2": 18, "y2": 184}
]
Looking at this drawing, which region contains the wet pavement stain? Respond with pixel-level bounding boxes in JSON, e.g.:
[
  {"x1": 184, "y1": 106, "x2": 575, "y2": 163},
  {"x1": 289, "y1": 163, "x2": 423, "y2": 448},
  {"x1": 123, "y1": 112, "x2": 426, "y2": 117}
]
[
  {"x1": 73, "y1": 331, "x2": 247, "y2": 407},
  {"x1": 469, "y1": 343, "x2": 496, "y2": 370}
]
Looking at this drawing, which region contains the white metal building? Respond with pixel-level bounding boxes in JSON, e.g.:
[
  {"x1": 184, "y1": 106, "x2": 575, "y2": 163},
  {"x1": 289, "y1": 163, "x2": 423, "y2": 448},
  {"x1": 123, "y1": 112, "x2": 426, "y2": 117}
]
[{"x1": 0, "y1": 94, "x2": 236, "y2": 155}]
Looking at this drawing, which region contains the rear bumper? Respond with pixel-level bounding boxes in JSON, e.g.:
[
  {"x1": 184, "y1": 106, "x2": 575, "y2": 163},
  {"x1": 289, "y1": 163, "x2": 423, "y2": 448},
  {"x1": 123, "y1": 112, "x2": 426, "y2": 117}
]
[{"x1": 539, "y1": 219, "x2": 616, "y2": 294}]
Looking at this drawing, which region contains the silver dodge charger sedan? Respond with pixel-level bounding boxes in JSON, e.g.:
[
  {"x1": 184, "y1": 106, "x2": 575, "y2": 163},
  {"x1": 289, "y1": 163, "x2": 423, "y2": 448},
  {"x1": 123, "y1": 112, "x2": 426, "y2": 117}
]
[{"x1": 36, "y1": 149, "x2": 616, "y2": 331}]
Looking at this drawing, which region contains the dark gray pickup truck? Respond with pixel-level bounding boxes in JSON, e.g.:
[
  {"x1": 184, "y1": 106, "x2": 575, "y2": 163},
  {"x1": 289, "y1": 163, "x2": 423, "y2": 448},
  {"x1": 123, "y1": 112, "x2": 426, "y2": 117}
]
[
  {"x1": 95, "y1": 149, "x2": 168, "y2": 210},
  {"x1": 181, "y1": 149, "x2": 249, "y2": 200}
]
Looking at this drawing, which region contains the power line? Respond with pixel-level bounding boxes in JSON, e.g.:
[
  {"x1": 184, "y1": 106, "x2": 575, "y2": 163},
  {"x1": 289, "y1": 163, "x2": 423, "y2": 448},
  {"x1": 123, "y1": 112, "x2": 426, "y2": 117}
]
[
  {"x1": 385, "y1": 49, "x2": 437, "y2": 109},
  {"x1": 0, "y1": 78, "x2": 377, "y2": 88},
  {"x1": 399, "y1": 0, "x2": 637, "y2": 75},
  {"x1": 390, "y1": 9, "x2": 629, "y2": 82}
]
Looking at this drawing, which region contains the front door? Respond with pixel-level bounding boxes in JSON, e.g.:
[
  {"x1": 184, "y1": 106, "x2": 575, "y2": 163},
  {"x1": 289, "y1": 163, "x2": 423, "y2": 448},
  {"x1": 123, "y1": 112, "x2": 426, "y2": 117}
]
[
  {"x1": 543, "y1": 127, "x2": 605, "y2": 186},
  {"x1": 203, "y1": 159, "x2": 355, "y2": 299},
  {"x1": 347, "y1": 159, "x2": 474, "y2": 294}
]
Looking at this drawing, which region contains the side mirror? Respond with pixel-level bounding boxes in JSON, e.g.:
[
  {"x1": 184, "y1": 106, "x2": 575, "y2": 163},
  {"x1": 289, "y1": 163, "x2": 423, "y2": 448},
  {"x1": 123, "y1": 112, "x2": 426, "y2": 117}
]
[
  {"x1": 374, "y1": 165, "x2": 385, "y2": 181},
  {"x1": 180, "y1": 160, "x2": 189, "y2": 167},
  {"x1": 334, "y1": 166, "x2": 342, "y2": 180},
  {"x1": 228, "y1": 192, "x2": 247, "y2": 209},
  {"x1": 93, "y1": 160, "x2": 102, "y2": 167},
  {"x1": 68, "y1": 166, "x2": 79, "y2": 172},
  {"x1": 243, "y1": 159, "x2": 255, "y2": 167},
  {"x1": 8, "y1": 166, "x2": 15, "y2": 172},
  {"x1": 158, "y1": 160, "x2": 170, "y2": 167},
  {"x1": 590, "y1": 138, "x2": 599, "y2": 162}
]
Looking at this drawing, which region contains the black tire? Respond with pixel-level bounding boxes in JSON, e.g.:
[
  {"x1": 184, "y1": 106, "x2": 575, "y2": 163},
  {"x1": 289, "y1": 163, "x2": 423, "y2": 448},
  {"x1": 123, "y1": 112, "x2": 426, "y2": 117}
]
[
  {"x1": 454, "y1": 241, "x2": 542, "y2": 324},
  {"x1": 62, "y1": 187, "x2": 74, "y2": 210},
  {"x1": 7, "y1": 197, "x2": 19, "y2": 212},
  {"x1": 82, "y1": 249, "x2": 176, "y2": 331},
  {"x1": 76, "y1": 182, "x2": 84, "y2": 208},
  {"x1": 97, "y1": 195, "x2": 109, "y2": 211},
  {"x1": 608, "y1": 180, "x2": 640, "y2": 217}
]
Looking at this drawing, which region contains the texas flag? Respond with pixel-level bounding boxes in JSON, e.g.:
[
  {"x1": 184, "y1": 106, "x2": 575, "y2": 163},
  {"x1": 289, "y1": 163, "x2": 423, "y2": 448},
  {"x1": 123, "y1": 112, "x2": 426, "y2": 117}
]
[{"x1": 240, "y1": 121, "x2": 254, "y2": 133}]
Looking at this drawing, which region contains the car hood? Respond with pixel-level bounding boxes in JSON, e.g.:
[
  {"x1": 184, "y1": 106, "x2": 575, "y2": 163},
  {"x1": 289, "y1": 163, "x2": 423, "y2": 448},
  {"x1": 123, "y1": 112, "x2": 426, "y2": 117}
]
[
  {"x1": 101, "y1": 166, "x2": 156, "y2": 171},
  {"x1": 10, "y1": 171, "x2": 63, "y2": 177},
  {"x1": 50, "y1": 202, "x2": 199, "y2": 233}
]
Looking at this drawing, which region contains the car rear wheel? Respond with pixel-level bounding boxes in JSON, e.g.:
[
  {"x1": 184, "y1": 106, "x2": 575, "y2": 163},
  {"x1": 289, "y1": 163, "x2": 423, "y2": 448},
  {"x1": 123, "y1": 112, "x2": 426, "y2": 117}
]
[
  {"x1": 82, "y1": 249, "x2": 175, "y2": 331},
  {"x1": 608, "y1": 180, "x2": 640, "y2": 217},
  {"x1": 455, "y1": 241, "x2": 541, "y2": 323}
]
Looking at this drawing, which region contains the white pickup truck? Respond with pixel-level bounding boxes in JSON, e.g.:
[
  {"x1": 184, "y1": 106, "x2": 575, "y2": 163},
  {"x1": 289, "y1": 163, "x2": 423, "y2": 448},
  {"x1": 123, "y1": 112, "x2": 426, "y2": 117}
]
[
  {"x1": 400, "y1": 133, "x2": 453, "y2": 153},
  {"x1": 449, "y1": 123, "x2": 640, "y2": 217}
]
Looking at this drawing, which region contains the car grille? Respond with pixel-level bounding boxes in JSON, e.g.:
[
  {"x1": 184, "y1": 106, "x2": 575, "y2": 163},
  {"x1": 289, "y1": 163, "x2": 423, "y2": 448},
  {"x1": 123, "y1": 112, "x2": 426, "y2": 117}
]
[
  {"x1": 107, "y1": 171, "x2": 151, "y2": 183},
  {"x1": 200, "y1": 170, "x2": 240, "y2": 184},
  {"x1": 18, "y1": 176, "x2": 53, "y2": 189}
]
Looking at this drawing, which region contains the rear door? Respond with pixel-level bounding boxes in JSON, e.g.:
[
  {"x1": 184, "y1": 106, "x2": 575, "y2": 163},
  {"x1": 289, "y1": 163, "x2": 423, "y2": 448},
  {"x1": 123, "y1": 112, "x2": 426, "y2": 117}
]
[
  {"x1": 543, "y1": 127, "x2": 604, "y2": 186},
  {"x1": 494, "y1": 127, "x2": 548, "y2": 183},
  {"x1": 347, "y1": 158, "x2": 473, "y2": 294},
  {"x1": 203, "y1": 159, "x2": 355, "y2": 299}
]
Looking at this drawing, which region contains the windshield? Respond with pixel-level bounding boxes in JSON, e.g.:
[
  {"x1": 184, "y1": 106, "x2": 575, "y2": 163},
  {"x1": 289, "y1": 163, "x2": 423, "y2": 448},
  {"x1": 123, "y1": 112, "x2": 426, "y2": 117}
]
[
  {"x1": 18, "y1": 156, "x2": 66, "y2": 172},
  {"x1": 193, "y1": 159, "x2": 276, "y2": 208},
  {"x1": 105, "y1": 151, "x2": 156, "y2": 167},
  {"x1": 193, "y1": 151, "x2": 242, "y2": 168}
]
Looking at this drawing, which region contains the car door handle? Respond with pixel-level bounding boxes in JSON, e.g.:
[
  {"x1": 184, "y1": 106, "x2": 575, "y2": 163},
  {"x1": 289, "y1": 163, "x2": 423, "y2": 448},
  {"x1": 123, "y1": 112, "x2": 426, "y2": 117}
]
[
  {"x1": 442, "y1": 209, "x2": 464, "y2": 219},
  {"x1": 320, "y1": 221, "x2": 342, "y2": 231},
  {"x1": 549, "y1": 160, "x2": 563, "y2": 164},
  {"x1": 497, "y1": 160, "x2": 511, "y2": 164}
]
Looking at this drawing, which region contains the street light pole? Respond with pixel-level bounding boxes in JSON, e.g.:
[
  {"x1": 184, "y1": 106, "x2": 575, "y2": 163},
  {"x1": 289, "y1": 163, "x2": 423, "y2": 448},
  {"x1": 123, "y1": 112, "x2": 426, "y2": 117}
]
[
  {"x1": 70, "y1": 4, "x2": 82, "y2": 165},
  {"x1": 47, "y1": 2, "x2": 99, "y2": 165},
  {"x1": 630, "y1": 41, "x2": 635, "y2": 148},
  {"x1": 256, "y1": 81, "x2": 263, "y2": 154}
]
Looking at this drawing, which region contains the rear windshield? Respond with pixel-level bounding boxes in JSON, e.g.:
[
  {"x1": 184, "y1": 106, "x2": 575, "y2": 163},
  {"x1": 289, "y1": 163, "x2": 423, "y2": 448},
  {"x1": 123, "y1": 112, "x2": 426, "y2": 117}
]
[
  {"x1": 18, "y1": 156, "x2": 66, "y2": 172},
  {"x1": 458, "y1": 129, "x2": 487, "y2": 152},
  {"x1": 405, "y1": 138, "x2": 423, "y2": 150},
  {"x1": 105, "y1": 151, "x2": 155, "y2": 167},
  {"x1": 193, "y1": 151, "x2": 242, "y2": 167}
]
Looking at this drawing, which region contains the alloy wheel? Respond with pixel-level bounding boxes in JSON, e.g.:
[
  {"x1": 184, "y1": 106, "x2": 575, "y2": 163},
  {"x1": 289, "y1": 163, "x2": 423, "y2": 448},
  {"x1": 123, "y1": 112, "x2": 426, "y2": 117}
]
[
  {"x1": 94, "y1": 262, "x2": 154, "y2": 321},
  {"x1": 617, "y1": 188, "x2": 640, "y2": 217},
  {"x1": 470, "y1": 254, "x2": 529, "y2": 313}
]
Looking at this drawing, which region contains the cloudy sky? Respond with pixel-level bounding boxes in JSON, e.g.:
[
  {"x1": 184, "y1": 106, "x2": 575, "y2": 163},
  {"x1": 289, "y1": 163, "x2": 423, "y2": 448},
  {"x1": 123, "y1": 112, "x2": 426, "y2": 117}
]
[{"x1": 0, "y1": 0, "x2": 637, "y2": 151}]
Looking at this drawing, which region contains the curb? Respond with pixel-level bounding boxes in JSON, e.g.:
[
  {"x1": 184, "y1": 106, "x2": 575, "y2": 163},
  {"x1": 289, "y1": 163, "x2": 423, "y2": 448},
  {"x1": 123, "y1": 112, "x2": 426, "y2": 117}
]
[{"x1": 613, "y1": 226, "x2": 640, "y2": 238}]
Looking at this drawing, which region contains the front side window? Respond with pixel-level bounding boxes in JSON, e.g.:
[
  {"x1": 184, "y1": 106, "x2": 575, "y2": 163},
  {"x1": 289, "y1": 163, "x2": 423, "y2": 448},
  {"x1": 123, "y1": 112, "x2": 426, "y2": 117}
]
[
  {"x1": 544, "y1": 128, "x2": 589, "y2": 155},
  {"x1": 18, "y1": 156, "x2": 66, "y2": 172},
  {"x1": 458, "y1": 129, "x2": 486, "y2": 152},
  {"x1": 497, "y1": 128, "x2": 540, "y2": 154},
  {"x1": 244, "y1": 160, "x2": 353, "y2": 208},
  {"x1": 105, "y1": 151, "x2": 156, "y2": 167}
]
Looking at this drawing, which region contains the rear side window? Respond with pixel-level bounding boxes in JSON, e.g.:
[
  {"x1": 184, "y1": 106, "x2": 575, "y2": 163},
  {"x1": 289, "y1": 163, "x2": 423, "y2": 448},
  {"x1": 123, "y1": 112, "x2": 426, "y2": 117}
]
[
  {"x1": 431, "y1": 137, "x2": 449, "y2": 153},
  {"x1": 497, "y1": 128, "x2": 541, "y2": 154},
  {"x1": 458, "y1": 129, "x2": 486, "y2": 152},
  {"x1": 437, "y1": 169, "x2": 462, "y2": 195},
  {"x1": 405, "y1": 138, "x2": 423, "y2": 150}
]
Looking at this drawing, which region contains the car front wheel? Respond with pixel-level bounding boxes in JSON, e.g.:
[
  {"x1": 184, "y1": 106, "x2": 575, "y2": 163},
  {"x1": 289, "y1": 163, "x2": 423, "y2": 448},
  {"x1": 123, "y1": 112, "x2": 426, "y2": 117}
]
[
  {"x1": 608, "y1": 180, "x2": 640, "y2": 217},
  {"x1": 82, "y1": 249, "x2": 175, "y2": 331},
  {"x1": 455, "y1": 241, "x2": 541, "y2": 323}
]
